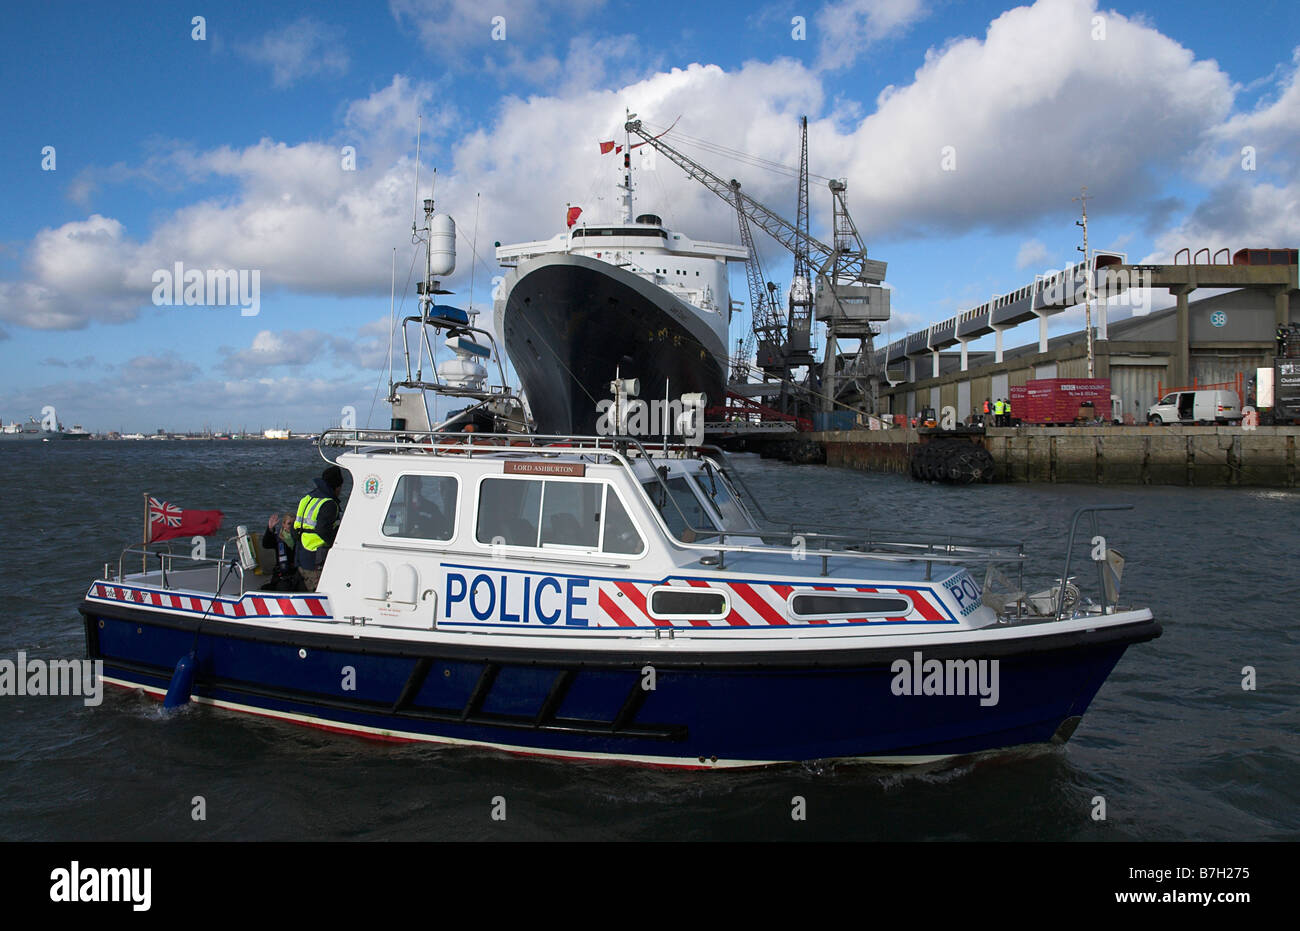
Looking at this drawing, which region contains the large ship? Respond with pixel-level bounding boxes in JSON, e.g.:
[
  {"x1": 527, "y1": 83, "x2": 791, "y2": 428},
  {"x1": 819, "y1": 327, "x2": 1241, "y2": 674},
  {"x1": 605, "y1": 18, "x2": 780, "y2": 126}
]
[
  {"x1": 1, "y1": 416, "x2": 89, "y2": 441},
  {"x1": 494, "y1": 128, "x2": 747, "y2": 434}
]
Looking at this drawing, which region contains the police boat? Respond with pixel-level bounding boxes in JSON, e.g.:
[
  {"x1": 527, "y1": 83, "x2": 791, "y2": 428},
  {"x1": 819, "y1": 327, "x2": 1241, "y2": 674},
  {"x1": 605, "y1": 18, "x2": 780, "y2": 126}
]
[{"x1": 80, "y1": 419, "x2": 1160, "y2": 768}]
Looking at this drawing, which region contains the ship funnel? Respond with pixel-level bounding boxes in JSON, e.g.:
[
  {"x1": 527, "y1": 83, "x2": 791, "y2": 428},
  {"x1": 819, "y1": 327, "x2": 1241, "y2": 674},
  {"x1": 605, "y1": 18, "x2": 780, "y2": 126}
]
[{"x1": 429, "y1": 214, "x2": 456, "y2": 277}]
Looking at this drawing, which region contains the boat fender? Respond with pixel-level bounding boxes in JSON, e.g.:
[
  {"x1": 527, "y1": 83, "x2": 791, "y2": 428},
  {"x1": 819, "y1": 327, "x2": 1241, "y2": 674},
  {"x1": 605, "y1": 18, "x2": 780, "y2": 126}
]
[{"x1": 163, "y1": 652, "x2": 197, "y2": 710}]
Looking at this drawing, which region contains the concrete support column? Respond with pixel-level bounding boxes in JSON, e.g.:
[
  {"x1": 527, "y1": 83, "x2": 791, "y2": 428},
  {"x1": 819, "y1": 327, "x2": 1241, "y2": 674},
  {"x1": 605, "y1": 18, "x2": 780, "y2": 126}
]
[
  {"x1": 1036, "y1": 312, "x2": 1048, "y2": 353},
  {"x1": 994, "y1": 326, "x2": 1006, "y2": 363},
  {"x1": 907, "y1": 357, "x2": 916, "y2": 382},
  {"x1": 1172, "y1": 286, "x2": 1192, "y2": 387},
  {"x1": 1276, "y1": 286, "x2": 1292, "y2": 326},
  {"x1": 931, "y1": 349, "x2": 940, "y2": 379},
  {"x1": 959, "y1": 338, "x2": 969, "y2": 372}
]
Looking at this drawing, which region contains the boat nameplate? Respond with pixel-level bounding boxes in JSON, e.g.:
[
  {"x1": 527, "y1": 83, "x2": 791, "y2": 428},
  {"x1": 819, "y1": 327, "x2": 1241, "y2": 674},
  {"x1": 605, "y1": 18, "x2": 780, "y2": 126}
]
[{"x1": 504, "y1": 461, "x2": 586, "y2": 477}]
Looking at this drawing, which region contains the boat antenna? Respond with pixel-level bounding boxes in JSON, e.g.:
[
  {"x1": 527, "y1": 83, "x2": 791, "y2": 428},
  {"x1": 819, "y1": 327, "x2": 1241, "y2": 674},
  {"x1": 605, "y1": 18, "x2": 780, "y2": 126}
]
[
  {"x1": 412, "y1": 115, "x2": 422, "y2": 233},
  {"x1": 663, "y1": 377, "x2": 669, "y2": 454},
  {"x1": 469, "y1": 192, "x2": 480, "y2": 312},
  {"x1": 387, "y1": 246, "x2": 396, "y2": 396}
]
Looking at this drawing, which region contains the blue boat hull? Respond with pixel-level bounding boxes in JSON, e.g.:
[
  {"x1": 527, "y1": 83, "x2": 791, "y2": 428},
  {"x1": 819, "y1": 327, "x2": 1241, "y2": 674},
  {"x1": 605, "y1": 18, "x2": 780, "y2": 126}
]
[{"x1": 82, "y1": 601, "x2": 1160, "y2": 767}]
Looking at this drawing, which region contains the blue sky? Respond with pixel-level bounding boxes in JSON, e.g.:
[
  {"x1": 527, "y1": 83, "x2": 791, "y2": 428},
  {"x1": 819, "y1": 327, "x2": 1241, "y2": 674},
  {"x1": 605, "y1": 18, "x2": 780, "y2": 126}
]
[{"x1": 2, "y1": 0, "x2": 1297, "y2": 431}]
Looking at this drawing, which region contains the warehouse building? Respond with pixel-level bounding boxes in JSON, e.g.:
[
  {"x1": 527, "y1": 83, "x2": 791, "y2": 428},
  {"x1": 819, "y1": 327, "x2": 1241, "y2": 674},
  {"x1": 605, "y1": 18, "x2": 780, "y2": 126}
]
[{"x1": 881, "y1": 284, "x2": 1298, "y2": 423}]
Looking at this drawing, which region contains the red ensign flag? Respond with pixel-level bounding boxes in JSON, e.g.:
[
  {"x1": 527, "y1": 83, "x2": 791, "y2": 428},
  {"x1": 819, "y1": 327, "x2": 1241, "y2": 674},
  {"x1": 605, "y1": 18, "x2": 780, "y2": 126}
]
[
  {"x1": 147, "y1": 496, "x2": 224, "y2": 542},
  {"x1": 566, "y1": 206, "x2": 583, "y2": 228}
]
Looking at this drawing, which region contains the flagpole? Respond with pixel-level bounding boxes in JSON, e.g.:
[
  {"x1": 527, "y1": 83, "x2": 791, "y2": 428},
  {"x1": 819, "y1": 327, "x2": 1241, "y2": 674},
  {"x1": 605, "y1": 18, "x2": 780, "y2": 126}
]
[{"x1": 142, "y1": 492, "x2": 149, "y2": 575}]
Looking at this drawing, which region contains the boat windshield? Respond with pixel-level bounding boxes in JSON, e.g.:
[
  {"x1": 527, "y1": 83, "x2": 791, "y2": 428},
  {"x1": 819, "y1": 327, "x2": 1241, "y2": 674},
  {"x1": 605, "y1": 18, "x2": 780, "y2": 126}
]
[
  {"x1": 695, "y1": 461, "x2": 754, "y2": 532},
  {"x1": 643, "y1": 475, "x2": 721, "y2": 542}
]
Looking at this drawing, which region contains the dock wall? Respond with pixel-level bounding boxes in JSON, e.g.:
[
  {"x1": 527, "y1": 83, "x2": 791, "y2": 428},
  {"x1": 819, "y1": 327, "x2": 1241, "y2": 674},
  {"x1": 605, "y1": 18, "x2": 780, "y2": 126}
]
[{"x1": 813, "y1": 426, "x2": 1300, "y2": 486}]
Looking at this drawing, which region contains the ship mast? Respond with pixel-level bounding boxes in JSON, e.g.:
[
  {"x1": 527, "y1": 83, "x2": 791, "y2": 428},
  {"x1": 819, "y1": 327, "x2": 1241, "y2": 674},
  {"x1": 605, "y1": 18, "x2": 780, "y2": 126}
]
[{"x1": 620, "y1": 109, "x2": 636, "y2": 222}]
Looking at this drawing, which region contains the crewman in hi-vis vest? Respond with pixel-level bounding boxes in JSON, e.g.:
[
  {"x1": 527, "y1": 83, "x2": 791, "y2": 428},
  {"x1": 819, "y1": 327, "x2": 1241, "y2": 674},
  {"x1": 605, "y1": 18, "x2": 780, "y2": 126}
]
[{"x1": 294, "y1": 465, "x2": 345, "y2": 591}]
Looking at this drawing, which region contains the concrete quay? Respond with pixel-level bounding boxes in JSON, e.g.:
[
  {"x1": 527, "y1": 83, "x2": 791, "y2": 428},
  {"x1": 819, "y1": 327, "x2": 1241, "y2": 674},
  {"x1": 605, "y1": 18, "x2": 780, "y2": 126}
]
[{"x1": 813, "y1": 426, "x2": 1300, "y2": 486}]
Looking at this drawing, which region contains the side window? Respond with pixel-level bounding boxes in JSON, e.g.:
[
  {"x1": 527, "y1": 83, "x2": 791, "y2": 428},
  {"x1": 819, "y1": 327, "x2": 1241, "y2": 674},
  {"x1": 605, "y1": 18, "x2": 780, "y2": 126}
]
[
  {"x1": 476, "y1": 479, "x2": 642, "y2": 554},
  {"x1": 601, "y1": 488, "x2": 644, "y2": 555},
  {"x1": 540, "y1": 481, "x2": 600, "y2": 548},
  {"x1": 383, "y1": 475, "x2": 458, "y2": 542},
  {"x1": 477, "y1": 478, "x2": 543, "y2": 546}
]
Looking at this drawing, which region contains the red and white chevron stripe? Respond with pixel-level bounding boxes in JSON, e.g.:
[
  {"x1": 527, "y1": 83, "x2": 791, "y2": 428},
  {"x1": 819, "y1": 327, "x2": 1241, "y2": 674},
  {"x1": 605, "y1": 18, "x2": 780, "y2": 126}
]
[
  {"x1": 89, "y1": 583, "x2": 330, "y2": 619},
  {"x1": 592, "y1": 579, "x2": 949, "y2": 628}
]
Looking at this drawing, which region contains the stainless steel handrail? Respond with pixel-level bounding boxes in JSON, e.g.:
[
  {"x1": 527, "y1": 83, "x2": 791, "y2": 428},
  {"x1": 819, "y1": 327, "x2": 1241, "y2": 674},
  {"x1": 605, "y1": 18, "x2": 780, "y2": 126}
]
[
  {"x1": 1055, "y1": 505, "x2": 1133, "y2": 621},
  {"x1": 115, "y1": 542, "x2": 246, "y2": 597}
]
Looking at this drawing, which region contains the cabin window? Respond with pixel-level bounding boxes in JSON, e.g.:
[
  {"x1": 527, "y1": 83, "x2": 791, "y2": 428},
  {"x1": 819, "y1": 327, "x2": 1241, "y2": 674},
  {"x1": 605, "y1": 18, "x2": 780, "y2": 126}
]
[
  {"x1": 477, "y1": 478, "x2": 543, "y2": 546},
  {"x1": 383, "y1": 475, "x2": 458, "y2": 542},
  {"x1": 788, "y1": 593, "x2": 912, "y2": 618},
  {"x1": 539, "y1": 480, "x2": 601, "y2": 548},
  {"x1": 695, "y1": 462, "x2": 752, "y2": 532},
  {"x1": 642, "y1": 476, "x2": 720, "y2": 542},
  {"x1": 476, "y1": 478, "x2": 645, "y2": 555},
  {"x1": 601, "y1": 488, "x2": 644, "y2": 555},
  {"x1": 648, "y1": 587, "x2": 728, "y2": 619}
]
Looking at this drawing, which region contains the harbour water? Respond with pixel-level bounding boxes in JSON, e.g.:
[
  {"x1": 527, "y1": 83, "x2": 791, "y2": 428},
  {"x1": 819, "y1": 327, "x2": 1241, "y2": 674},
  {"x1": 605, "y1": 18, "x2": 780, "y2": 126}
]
[{"x1": 1, "y1": 440, "x2": 1296, "y2": 841}]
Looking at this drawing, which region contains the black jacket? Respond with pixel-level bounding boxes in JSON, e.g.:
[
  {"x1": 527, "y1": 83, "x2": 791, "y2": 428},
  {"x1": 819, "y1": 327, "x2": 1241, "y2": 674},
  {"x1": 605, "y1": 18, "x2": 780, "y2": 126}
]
[{"x1": 295, "y1": 477, "x2": 341, "y2": 570}]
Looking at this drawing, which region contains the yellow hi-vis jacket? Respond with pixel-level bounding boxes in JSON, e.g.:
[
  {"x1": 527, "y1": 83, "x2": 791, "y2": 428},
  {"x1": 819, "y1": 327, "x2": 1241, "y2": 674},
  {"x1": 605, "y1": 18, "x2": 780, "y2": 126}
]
[{"x1": 294, "y1": 494, "x2": 332, "y2": 552}]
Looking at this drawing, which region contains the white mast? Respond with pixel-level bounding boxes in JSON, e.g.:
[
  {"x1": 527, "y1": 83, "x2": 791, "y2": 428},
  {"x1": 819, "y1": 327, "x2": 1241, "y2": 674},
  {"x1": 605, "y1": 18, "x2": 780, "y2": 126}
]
[
  {"x1": 1074, "y1": 186, "x2": 1094, "y2": 378},
  {"x1": 620, "y1": 108, "x2": 637, "y2": 222}
]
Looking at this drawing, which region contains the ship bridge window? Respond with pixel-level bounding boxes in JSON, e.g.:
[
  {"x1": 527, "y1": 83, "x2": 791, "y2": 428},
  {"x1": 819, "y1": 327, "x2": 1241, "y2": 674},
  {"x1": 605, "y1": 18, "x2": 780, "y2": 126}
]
[
  {"x1": 572, "y1": 228, "x2": 667, "y2": 239},
  {"x1": 476, "y1": 478, "x2": 645, "y2": 556},
  {"x1": 383, "y1": 475, "x2": 458, "y2": 542},
  {"x1": 642, "y1": 476, "x2": 721, "y2": 542}
]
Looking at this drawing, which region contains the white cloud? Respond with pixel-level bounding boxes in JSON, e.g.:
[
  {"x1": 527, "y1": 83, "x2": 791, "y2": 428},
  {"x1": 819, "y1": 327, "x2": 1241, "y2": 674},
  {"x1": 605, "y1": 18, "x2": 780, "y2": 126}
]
[
  {"x1": 833, "y1": 0, "x2": 1234, "y2": 240},
  {"x1": 1, "y1": 0, "x2": 1287, "y2": 345},
  {"x1": 816, "y1": 0, "x2": 928, "y2": 70},
  {"x1": 220, "y1": 329, "x2": 334, "y2": 376},
  {"x1": 1147, "y1": 180, "x2": 1300, "y2": 262},
  {"x1": 1147, "y1": 48, "x2": 1300, "y2": 260},
  {"x1": 239, "y1": 17, "x2": 350, "y2": 88},
  {"x1": 0, "y1": 215, "x2": 147, "y2": 330},
  {"x1": 389, "y1": 0, "x2": 605, "y2": 65},
  {"x1": 1016, "y1": 238, "x2": 1050, "y2": 269}
]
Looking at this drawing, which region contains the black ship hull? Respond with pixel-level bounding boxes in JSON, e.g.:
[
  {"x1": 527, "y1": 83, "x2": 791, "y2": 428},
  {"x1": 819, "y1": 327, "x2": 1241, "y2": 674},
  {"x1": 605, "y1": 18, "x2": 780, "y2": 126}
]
[{"x1": 496, "y1": 254, "x2": 726, "y2": 435}]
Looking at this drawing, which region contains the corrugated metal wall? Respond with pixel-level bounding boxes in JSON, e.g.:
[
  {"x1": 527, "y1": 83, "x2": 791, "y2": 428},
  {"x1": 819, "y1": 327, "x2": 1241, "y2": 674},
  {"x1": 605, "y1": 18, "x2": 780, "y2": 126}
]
[
  {"x1": 957, "y1": 380, "x2": 971, "y2": 421},
  {"x1": 1191, "y1": 352, "x2": 1266, "y2": 396},
  {"x1": 992, "y1": 373, "x2": 1009, "y2": 400},
  {"x1": 1035, "y1": 363, "x2": 1058, "y2": 379},
  {"x1": 1059, "y1": 356, "x2": 1093, "y2": 378},
  {"x1": 929, "y1": 386, "x2": 940, "y2": 412},
  {"x1": 939, "y1": 382, "x2": 957, "y2": 414},
  {"x1": 1109, "y1": 364, "x2": 1165, "y2": 422}
]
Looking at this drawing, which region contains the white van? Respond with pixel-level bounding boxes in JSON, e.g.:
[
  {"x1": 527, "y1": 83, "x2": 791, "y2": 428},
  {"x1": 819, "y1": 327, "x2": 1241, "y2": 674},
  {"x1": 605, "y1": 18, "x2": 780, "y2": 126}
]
[{"x1": 1146, "y1": 389, "x2": 1241, "y2": 425}]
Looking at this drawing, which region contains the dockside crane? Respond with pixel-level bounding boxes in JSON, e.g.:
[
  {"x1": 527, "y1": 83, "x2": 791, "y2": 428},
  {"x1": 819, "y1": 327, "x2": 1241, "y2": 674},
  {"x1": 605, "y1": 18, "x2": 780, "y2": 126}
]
[
  {"x1": 729, "y1": 179, "x2": 781, "y2": 389},
  {"x1": 624, "y1": 118, "x2": 891, "y2": 416}
]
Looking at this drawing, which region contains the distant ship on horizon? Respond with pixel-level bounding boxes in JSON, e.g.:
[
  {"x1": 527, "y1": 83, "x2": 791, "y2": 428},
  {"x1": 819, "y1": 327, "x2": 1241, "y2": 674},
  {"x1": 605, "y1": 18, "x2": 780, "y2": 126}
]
[{"x1": 1, "y1": 416, "x2": 89, "y2": 441}]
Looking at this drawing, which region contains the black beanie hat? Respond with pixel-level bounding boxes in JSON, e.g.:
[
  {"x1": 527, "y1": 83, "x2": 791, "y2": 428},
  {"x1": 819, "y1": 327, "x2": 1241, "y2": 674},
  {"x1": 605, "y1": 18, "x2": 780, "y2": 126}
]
[{"x1": 322, "y1": 465, "x2": 344, "y2": 489}]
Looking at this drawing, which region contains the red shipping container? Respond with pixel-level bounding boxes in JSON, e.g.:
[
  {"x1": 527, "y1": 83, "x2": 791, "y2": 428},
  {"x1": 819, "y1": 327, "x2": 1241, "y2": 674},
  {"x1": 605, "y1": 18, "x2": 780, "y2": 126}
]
[{"x1": 1018, "y1": 378, "x2": 1111, "y2": 424}]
